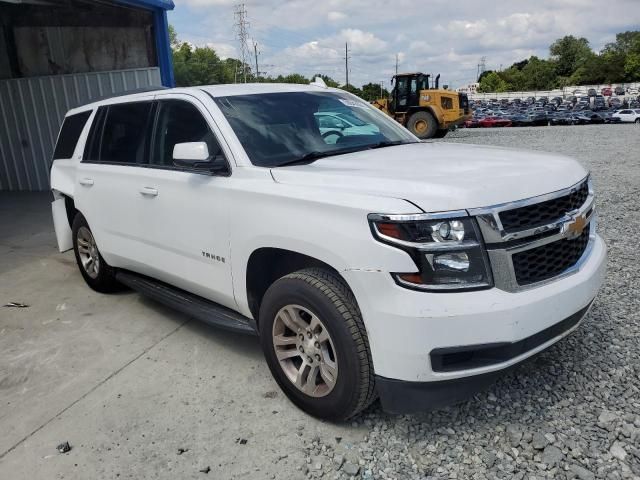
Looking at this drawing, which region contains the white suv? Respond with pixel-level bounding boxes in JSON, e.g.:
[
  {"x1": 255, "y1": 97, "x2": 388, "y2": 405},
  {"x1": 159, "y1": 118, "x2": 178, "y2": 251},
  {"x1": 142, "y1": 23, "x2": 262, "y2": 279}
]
[{"x1": 50, "y1": 84, "x2": 606, "y2": 420}]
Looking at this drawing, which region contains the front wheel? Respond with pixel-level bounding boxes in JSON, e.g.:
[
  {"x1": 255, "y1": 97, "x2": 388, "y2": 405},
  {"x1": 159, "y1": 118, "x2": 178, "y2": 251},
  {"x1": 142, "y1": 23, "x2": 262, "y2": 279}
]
[
  {"x1": 406, "y1": 111, "x2": 438, "y2": 139},
  {"x1": 259, "y1": 268, "x2": 376, "y2": 420}
]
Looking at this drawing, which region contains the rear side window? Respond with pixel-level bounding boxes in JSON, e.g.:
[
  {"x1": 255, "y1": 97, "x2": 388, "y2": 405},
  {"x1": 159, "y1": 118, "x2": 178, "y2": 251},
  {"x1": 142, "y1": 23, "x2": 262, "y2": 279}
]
[
  {"x1": 53, "y1": 111, "x2": 91, "y2": 160},
  {"x1": 84, "y1": 102, "x2": 153, "y2": 164}
]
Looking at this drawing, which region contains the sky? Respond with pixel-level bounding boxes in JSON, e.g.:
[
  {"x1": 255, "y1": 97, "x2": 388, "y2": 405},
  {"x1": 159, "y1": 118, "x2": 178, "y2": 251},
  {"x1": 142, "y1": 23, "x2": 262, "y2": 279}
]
[{"x1": 168, "y1": 0, "x2": 640, "y2": 89}]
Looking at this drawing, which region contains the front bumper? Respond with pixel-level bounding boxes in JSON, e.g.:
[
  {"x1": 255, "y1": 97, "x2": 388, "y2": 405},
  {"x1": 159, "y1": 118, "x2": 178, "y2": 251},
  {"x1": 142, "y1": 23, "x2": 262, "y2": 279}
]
[
  {"x1": 375, "y1": 303, "x2": 591, "y2": 414},
  {"x1": 341, "y1": 233, "x2": 606, "y2": 409}
]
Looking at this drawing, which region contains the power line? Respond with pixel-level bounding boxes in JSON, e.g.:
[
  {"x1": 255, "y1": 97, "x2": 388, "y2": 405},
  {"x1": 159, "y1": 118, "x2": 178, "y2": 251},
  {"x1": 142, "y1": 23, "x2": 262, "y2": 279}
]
[{"x1": 233, "y1": 4, "x2": 251, "y2": 83}]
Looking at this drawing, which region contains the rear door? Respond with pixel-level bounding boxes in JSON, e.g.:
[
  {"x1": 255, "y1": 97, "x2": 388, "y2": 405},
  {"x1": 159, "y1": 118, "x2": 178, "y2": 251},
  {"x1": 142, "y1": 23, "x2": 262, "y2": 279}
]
[{"x1": 74, "y1": 98, "x2": 156, "y2": 270}]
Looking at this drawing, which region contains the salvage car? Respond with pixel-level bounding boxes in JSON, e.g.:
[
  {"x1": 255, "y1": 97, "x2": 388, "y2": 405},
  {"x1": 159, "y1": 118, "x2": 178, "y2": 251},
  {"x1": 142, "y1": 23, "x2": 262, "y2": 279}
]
[{"x1": 50, "y1": 83, "x2": 606, "y2": 419}]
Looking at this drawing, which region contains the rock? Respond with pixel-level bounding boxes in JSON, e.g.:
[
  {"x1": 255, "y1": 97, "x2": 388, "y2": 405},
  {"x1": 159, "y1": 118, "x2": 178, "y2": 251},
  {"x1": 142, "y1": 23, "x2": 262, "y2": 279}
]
[
  {"x1": 333, "y1": 454, "x2": 345, "y2": 468},
  {"x1": 598, "y1": 410, "x2": 618, "y2": 430},
  {"x1": 56, "y1": 442, "x2": 71, "y2": 453},
  {"x1": 198, "y1": 466, "x2": 210, "y2": 474},
  {"x1": 343, "y1": 462, "x2": 360, "y2": 476},
  {"x1": 569, "y1": 464, "x2": 595, "y2": 480},
  {"x1": 532, "y1": 432, "x2": 549, "y2": 450},
  {"x1": 542, "y1": 445, "x2": 564, "y2": 466},
  {"x1": 610, "y1": 442, "x2": 627, "y2": 461},
  {"x1": 506, "y1": 424, "x2": 523, "y2": 447}
]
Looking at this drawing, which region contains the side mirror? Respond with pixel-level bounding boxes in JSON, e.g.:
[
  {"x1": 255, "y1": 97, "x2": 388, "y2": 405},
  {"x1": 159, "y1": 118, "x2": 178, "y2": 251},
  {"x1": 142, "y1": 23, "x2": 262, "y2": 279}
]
[{"x1": 173, "y1": 142, "x2": 227, "y2": 174}]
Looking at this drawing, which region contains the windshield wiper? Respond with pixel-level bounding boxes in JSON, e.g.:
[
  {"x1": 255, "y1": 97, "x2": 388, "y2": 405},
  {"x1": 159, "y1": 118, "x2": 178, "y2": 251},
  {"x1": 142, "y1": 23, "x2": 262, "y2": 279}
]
[
  {"x1": 367, "y1": 140, "x2": 415, "y2": 149},
  {"x1": 274, "y1": 141, "x2": 417, "y2": 168},
  {"x1": 274, "y1": 146, "x2": 376, "y2": 168}
]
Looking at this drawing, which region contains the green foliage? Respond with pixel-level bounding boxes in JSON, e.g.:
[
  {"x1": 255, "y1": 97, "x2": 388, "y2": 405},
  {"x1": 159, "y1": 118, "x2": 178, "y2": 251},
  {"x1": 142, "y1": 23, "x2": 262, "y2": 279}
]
[
  {"x1": 476, "y1": 30, "x2": 640, "y2": 92},
  {"x1": 360, "y1": 82, "x2": 389, "y2": 101},
  {"x1": 478, "y1": 71, "x2": 509, "y2": 93},
  {"x1": 550, "y1": 35, "x2": 591, "y2": 77}
]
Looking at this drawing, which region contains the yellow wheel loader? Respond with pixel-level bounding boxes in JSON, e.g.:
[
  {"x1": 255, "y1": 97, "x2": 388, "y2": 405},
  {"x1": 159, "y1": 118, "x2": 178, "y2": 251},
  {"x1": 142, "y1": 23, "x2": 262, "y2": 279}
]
[{"x1": 372, "y1": 73, "x2": 471, "y2": 139}]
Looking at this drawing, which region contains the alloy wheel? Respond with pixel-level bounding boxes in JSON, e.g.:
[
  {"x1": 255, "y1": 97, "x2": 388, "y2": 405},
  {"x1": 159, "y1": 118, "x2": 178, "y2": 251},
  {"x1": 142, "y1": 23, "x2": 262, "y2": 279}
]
[
  {"x1": 272, "y1": 304, "x2": 338, "y2": 397},
  {"x1": 76, "y1": 226, "x2": 100, "y2": 279}
]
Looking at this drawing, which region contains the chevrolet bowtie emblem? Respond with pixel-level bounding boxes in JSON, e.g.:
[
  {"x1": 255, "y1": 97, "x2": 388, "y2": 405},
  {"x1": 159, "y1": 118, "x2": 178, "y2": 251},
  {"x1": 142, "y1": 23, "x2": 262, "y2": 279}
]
[{"x1": 562, "y1": 213, "x2": 587, "y2": 239}]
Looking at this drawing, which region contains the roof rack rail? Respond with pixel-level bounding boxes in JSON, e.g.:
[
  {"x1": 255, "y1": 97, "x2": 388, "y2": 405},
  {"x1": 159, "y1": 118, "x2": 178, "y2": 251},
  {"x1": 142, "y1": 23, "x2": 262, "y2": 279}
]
[{"x1": 94, "y1": 86, "x2": 170, "y2": 102}]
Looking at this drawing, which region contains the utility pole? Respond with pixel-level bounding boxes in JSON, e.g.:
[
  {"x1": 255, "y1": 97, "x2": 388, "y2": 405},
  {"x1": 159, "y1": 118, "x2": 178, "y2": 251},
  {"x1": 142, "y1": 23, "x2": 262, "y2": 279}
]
[
  {"x1": 344, "y1": 42, "x2": 350, "y2": 87},
  {"x1": 234, "y1": 4, "x2": 251, "y2": 83},
  {"x1": 254, "y1": 42, "x2": 259, "y2": 82}
]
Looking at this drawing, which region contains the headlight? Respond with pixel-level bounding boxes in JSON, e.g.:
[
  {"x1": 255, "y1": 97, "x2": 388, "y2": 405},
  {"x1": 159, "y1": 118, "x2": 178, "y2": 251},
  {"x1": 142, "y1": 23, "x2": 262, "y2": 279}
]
[{"x1": 369, "y1": 211, "x2": 493, "y2": 291}]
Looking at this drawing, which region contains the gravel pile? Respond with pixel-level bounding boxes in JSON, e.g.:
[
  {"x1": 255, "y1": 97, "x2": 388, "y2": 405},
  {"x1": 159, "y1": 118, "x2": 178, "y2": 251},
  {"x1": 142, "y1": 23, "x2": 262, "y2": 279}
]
[{"x1": 302, "y1": 125, "x2": 640, "y2": 480}]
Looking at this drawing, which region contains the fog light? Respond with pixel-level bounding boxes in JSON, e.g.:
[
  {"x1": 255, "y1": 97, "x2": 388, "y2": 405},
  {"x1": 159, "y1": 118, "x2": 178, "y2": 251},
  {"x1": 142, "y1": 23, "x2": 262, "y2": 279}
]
[{"x1": 433, "y1": 252, "x2": 470, "y2": 272}]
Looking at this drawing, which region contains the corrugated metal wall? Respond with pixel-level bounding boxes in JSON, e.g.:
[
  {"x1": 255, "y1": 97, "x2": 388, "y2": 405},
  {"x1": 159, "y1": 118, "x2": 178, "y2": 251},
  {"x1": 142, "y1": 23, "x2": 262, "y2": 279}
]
[{"x1": 0, "y1": 67, "x2": 162, "y2": 191}]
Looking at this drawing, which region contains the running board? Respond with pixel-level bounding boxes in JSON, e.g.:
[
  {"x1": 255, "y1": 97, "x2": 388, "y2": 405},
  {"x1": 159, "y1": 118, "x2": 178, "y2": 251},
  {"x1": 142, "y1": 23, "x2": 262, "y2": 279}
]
[{"x1": 116, "y1": 271, "x2": 257, "y2": 336}]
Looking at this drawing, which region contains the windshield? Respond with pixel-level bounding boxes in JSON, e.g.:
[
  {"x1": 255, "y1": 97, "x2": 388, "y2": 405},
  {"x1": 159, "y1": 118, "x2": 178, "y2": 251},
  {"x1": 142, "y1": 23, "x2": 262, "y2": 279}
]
[{"x1": 214, "y1": 91, "x2": 416, "y2": 167}]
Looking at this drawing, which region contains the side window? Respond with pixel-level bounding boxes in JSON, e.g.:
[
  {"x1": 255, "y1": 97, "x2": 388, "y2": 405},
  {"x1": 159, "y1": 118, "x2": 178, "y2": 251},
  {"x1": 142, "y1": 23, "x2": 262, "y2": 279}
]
[
  {"x1": 151, "y1": 100, "x2": 223, "y2": 168},
  {"x1": 100, "y1": 102, "x2": 153, "y2": 164},
  {"x1": 53, "y1": 111, "x2": 91, "y2": 160},
  {"x1": 441, "y1": 97, "x2": 453, "y2": 109}
]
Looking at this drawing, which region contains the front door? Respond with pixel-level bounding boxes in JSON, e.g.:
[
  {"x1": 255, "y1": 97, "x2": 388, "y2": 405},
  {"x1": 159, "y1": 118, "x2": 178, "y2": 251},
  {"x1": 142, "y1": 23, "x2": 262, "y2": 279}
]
[{"x1": 130, "y1": 94, "x2": 236, "y2": 309}]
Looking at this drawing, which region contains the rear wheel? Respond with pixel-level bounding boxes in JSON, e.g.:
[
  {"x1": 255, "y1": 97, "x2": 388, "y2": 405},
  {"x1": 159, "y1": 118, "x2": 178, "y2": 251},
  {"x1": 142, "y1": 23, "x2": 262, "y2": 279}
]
[
  {"x1": 72, "y1": 213, "x2": 120, "y2": 293},
  {"x1": 259, "y1": 268, "x2": 376, "y2": 420},
  {"x1": 406, "y1": 111, "x2": 438, "y2": 139},
  {"x1": 635, "y1": 118, "x2": 640, "y2": 124}
]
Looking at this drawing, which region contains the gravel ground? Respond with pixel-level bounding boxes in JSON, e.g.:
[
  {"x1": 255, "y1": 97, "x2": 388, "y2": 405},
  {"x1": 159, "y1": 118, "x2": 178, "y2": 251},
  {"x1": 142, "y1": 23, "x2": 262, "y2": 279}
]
[{"x1": 302, "y1": 124, "x2": 640, "y2": 480}]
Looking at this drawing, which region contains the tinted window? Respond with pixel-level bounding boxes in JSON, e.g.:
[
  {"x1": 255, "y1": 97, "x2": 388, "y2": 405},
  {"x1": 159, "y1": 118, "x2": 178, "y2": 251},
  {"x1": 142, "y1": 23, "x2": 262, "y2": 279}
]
[
  {"x1": 97, "y1": 102, "x2": 153, "y2": 163},
  {"x1": 151, "y1": 100, "x2": 222, "y2": 167},
  {"x1": 215, "y1": 92, "x2": 414, "y2": 167},
  {"x1": 53, "y1": 111, "x2": 91, "y2": 160}
]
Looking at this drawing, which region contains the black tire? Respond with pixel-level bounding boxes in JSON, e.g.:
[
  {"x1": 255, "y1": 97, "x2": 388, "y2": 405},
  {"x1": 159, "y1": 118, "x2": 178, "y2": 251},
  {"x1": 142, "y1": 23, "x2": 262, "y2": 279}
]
[
  {"x1": 635, "y1": 118, "x2": 640, "y2": 124},
  {"x1": 432, "y1": 128, "x2": 449, "y2": 138},
  {"x1": 406, "y1": 111, "x2": 438, "y2": 139},
  {"x1": 259, "y1": 268, "x2": 376, "y2": 421},
  {"x1": 72, "y1": 213, "x2": 120, "y2": 293}
]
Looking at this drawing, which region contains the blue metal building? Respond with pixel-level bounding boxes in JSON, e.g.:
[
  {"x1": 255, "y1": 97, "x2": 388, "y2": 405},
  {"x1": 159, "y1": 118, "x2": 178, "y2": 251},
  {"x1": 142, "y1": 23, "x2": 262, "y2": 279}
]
[{"x1": 0, "y1": 0, "x2": 175, "y2": 191}]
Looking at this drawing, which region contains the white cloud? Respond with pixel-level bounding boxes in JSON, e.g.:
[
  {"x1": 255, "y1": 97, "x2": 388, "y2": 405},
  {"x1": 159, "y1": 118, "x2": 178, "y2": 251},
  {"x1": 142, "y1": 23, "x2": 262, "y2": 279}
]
[{"x1": 169, "y1": 0, "x2": 640, "y2": 87}]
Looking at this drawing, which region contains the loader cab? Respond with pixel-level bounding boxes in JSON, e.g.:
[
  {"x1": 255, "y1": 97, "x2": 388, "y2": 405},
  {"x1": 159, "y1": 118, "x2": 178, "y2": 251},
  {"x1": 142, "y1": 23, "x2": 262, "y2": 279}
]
[{"x1": 391, "y1": 73, "x2": 430, "y2": 113}]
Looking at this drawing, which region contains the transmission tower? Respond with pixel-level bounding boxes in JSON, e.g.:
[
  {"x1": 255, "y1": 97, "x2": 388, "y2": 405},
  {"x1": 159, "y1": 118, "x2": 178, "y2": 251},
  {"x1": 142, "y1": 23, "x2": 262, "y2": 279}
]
[
  {"x1": 477, "y1": 56, "x2": 486, "y2": 81},
  {"x1": 234, "y1": 4, "x2": 251, "y2": 83}
]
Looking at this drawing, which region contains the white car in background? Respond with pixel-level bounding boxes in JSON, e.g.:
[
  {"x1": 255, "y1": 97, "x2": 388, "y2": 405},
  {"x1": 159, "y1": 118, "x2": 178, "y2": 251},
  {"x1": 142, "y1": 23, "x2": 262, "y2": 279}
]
[
  {"x1": 315, "y1": 111, "x2": 380, "y2": 144},
  {"x1": 612, "y1": 109, "x2": 640, "y2": 123}
]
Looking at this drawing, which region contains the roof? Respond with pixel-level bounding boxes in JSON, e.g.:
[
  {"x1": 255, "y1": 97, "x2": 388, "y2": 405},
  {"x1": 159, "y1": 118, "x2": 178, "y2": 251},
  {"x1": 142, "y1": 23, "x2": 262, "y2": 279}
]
[
  {"x1": 200, "y1": 83, "x2": 341, "y2": 97},
  {"x1": 65, "y1": 83, "x2": 346, "y2": 115},
  {"x1": 113, "y1": 0, "x2": 175, "y2": 10}
]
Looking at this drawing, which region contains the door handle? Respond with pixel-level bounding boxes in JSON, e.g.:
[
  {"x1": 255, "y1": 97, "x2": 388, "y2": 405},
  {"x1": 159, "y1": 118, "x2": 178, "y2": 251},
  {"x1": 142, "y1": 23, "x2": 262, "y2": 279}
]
[
  {"x1": 79, "y1": 178, "x2": 94, "y2": 186},
  {"x1": 140, "y1": 187, "x2": 158, "y2": 197}
]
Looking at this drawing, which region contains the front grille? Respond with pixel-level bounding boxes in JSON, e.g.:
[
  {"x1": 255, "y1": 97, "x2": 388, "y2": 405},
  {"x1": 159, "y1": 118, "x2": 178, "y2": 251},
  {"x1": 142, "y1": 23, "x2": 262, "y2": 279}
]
[
  {"x1": 512, "y1": 227, "x2": 590, "y2": 285},
  {"x1": 500, "y1": 180, "x2": 589, "y2": 232}
]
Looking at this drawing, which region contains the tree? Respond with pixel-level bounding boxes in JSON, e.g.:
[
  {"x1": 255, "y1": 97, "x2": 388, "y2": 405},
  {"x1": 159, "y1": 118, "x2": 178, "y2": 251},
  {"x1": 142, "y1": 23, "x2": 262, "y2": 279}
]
[
  {"x1": 521, "y1": 57, "x2": 557, "y2": 90},
  {"x1": 360, "y1": 82, "x2": 389, "y2": 101},
  {"x1": 477, "y1": 71, "x2": 510, "y2": 93},
  {"x1": 550, "y1": 35, "x2": 591, "y2": 77},
  {"x1": 168, "y1": 24, "x2": 179, "y2": 48}
]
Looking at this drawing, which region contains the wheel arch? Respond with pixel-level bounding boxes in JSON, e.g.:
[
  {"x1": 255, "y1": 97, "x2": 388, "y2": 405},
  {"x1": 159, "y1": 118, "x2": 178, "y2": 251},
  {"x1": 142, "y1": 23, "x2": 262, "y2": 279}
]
[{"x1": 245, "y1": 247, "x2": 347, "y2": 326}]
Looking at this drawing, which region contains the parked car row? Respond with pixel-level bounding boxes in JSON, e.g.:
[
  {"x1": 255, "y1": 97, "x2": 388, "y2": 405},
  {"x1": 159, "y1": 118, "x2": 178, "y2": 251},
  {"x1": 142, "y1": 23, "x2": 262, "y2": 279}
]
[{"x1": 464, "y1": 96, "x2": 640, "y2": 128}]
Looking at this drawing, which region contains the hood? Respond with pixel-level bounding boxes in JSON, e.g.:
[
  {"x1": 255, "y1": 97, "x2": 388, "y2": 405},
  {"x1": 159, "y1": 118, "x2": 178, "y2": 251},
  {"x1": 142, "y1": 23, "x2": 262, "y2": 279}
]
[{"x1": 270, "y1": 142, "x2": 588, "y2": 212}]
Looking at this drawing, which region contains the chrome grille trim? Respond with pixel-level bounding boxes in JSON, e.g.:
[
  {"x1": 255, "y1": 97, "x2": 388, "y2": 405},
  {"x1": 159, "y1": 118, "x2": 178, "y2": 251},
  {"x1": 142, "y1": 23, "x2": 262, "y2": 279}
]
[{"x1": 467, "y1": 175, "x2": 595, "y2": 292}]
